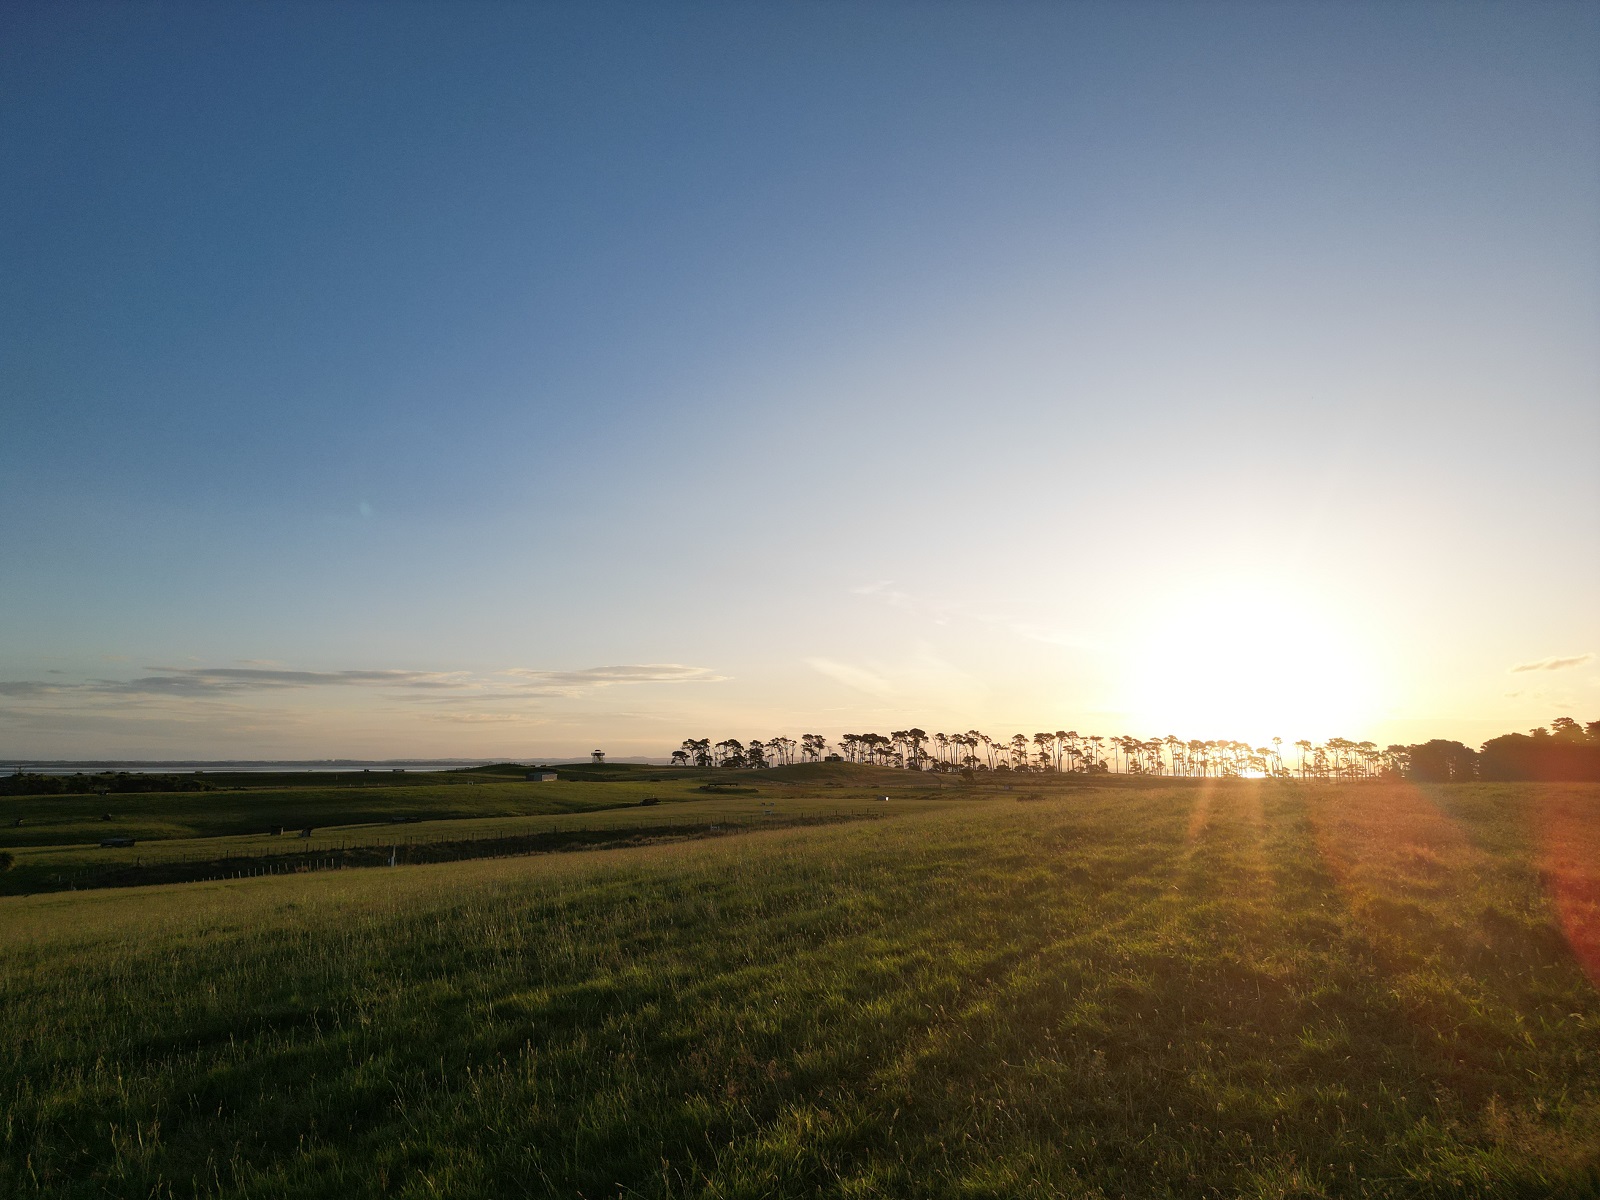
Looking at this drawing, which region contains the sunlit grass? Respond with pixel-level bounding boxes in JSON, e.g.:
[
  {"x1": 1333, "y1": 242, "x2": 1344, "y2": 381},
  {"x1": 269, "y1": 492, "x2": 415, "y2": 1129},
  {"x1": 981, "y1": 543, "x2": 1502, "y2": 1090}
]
[
  {"x1": 1, "y1": 782, "x2": 1596, "y2": 1197},
  {"x1": 0, "y1": 777, "x2": 711, "y2": 848},
  {"x1": 0, "y1": 773, "x2": 955, "y2": 894}
]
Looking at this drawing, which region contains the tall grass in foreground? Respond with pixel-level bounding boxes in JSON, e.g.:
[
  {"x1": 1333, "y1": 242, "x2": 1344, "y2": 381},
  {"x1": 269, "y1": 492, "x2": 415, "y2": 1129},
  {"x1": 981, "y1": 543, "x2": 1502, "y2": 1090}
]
[{"x1": 1, "y1": 783, "x2": 1596, "y2": 1198}]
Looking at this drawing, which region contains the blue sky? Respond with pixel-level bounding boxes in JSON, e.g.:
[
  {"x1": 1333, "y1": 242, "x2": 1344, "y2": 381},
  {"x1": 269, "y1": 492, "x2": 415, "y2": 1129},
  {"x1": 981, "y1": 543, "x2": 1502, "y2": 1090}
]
[{"x1": 3, "y1": 2, "x2": 1597, "y2": 758}]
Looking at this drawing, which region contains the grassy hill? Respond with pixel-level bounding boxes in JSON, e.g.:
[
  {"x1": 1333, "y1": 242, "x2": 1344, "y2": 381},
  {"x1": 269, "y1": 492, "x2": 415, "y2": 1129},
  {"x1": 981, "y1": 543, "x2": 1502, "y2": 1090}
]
[
  {"x1": 0, "y1": 777, "x2": 682, "y2": 849},
  {"x1": 0, "y1": 763, "x2": 954, "y2": 894},
  {"x1": 0, "y1": 781, "x2": 1597, "y2": 1197},
  {"x1": 0, "y1": 763, "x2": 923, "y2": 850}
]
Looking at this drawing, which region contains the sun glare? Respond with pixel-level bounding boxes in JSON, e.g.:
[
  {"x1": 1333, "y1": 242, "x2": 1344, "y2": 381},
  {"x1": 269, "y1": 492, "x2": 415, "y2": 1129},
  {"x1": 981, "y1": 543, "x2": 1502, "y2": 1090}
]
[{"x1": 1123, "y1": 583, "x2": 1374, "y2": 742}]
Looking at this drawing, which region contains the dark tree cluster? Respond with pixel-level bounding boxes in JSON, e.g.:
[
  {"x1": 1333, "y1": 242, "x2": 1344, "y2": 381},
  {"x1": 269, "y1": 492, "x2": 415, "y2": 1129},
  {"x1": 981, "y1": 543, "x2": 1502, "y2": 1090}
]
[
  {"x1": 671, "y1": 718, "x2": 1600, "y2": 782},
  {"x1": 1396, "y1": 719, "x2": 1600, "y2": 782},
  {"x1": 1480, "y1": 717, "x2": 1600, "y2": 781},
  {"x1": 0, "y1": 772, "x2": 216, "y2": 797}
]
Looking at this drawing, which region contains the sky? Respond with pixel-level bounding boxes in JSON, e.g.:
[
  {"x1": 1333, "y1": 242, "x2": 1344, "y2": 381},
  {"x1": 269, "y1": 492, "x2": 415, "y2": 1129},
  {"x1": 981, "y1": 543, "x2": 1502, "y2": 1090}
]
[{"x1": 2, "y1": 1, "x2": 1597, "y2": 761}]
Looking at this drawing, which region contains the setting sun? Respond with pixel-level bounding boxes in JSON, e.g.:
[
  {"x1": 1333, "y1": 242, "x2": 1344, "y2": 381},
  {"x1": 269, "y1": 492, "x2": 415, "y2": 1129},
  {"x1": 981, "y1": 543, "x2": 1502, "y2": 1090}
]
[{"x1": 1124, "y1": 583, "x2": 1376, "y2": 741}]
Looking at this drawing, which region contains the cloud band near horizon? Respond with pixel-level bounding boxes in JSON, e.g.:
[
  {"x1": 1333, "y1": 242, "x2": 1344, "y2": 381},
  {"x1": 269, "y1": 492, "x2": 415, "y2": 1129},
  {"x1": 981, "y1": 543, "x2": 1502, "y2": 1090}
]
[
  {"x1": 0, "y1": 663, "x2": 726, "y2": 700},
  {"x1": 1511, "y1": 654, "x2": 1594, "y2": 673}
]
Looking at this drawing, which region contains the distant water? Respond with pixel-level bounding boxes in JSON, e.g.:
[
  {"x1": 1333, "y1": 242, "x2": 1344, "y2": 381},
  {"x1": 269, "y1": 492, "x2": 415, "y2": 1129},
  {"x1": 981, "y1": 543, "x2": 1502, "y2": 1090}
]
[
  {"x1": 6, "y1": 758, "x2": 670, "y2": 775},
  {"x1": 5, "y1": 760, "x2": 496, "y2": 775}
]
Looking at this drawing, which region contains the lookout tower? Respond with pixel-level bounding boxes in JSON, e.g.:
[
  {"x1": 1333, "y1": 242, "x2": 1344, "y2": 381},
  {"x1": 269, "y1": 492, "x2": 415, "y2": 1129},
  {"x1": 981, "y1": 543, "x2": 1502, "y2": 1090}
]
[{"x1": 591, "y1": 749, "x2": 605, "y2": 764}]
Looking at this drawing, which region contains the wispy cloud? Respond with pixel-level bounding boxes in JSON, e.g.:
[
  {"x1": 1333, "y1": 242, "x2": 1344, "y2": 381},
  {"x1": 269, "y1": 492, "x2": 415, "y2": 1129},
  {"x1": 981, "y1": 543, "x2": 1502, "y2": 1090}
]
[
  {"x1": 418, "y1": 711, "x2": 533, "y2": 725},
  {"x1": 502, "y1": 664, "x2": 723, "y2": 687},
  {"x1": 0, "y1": 667, "x2": 468, "y2": 698},
  {"x1": 806, "y1": 657, "x2": 897, "y2": 698},
  {"x1": 0, "y1": 660, "x2": 736, "y2": 756},
  {"x1": 851, "y1": 581, "x2": 957, "y2": 625},
  {"x1": 123, "y1": 668, "x2": 472, "y2": 695},
  {"x1": 0, "y1": 662, "x2": 725, "y2": 706},
  {"x1": 0, "y1": 681, "x2": 60, "y2": 697},
  {"x1": 1510, "y1": 653, "x2": 1593, "y2": 674},
  {"x1": 852, "y1": 580, "x2": 1100, "y2": 652},
  {"x1": 1001, "y1": 621, "x2": 1101, "y2": 651}
]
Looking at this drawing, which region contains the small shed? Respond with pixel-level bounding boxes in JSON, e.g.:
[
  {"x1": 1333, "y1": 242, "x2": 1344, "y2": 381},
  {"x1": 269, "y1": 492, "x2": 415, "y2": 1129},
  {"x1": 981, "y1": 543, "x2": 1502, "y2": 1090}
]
[{"x1": 525, "y1": 770, "x2": 557, "y2": 782}]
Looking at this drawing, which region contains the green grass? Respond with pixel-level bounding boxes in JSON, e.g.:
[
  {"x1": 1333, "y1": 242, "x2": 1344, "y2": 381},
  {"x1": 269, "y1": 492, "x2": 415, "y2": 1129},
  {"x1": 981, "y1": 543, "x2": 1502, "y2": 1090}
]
[
  {"x1": 1, "y1": 781, "x2": 1597, "y2": 1197},
  {"x1": 0, "y1": 763, "x2": 971, "y2": 894},
  {"x1": 0, "y1": 762, "x2": 966, "y2": 850},
  {"x1": 0, "y1": 793, "x2": 930, "y2": 894},
  {"x1": 0, "y1": 777, "x2": 682, "y2": 848}
]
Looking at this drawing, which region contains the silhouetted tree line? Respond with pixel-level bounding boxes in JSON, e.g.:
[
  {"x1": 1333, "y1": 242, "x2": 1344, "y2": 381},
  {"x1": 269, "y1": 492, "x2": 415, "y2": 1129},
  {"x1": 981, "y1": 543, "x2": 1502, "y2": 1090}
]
[
  {"x1": 1401, "y1": 717, "x2": 1600, "y2": 782},
  {"x1": 0, "y1": 771, "x2": 216, "y2": 797},
  {"x1": 671, "y1": 717, "x2": 1600, "y2": 782}
]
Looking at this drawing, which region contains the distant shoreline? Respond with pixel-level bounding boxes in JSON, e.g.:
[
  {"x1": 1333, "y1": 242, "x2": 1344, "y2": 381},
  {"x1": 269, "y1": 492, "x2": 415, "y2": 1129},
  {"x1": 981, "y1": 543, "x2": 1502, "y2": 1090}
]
[{"x1": 3, "y1": 758, "x2": 672, "y2": 775}]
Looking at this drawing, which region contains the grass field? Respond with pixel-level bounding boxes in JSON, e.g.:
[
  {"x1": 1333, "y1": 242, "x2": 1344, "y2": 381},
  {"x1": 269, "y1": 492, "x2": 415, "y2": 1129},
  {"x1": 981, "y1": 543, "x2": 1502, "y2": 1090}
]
[
  {"x1": 1, "y1": 776, "x2": 1597, "y2": 1197},
  {"x1": 0, "y1": 768, "x2": 707, "y2": 849},
  {"x1": 0, "y1": 764, "x2": 963, "y2": 894}
]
